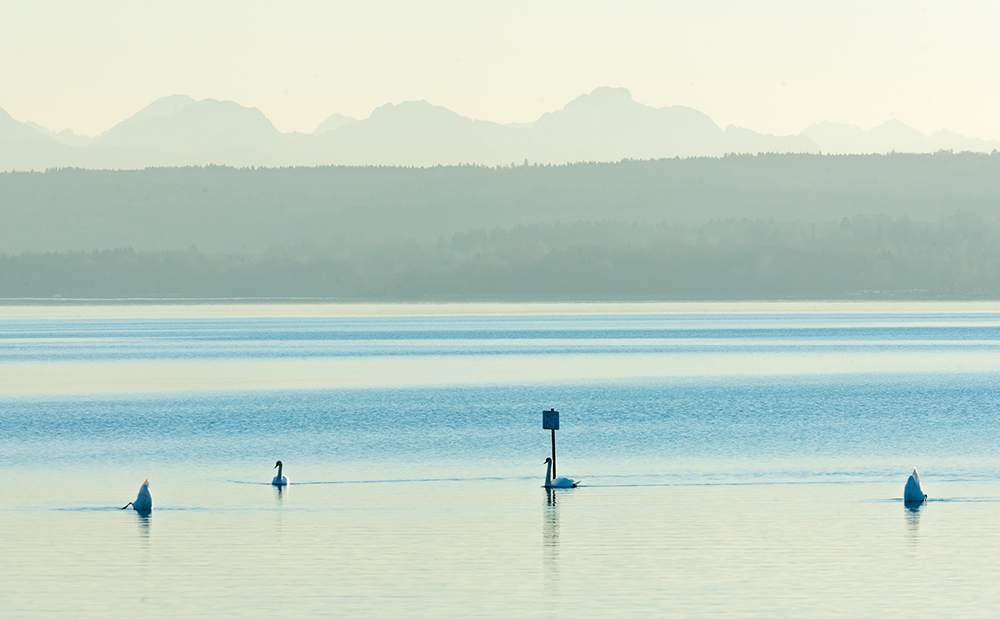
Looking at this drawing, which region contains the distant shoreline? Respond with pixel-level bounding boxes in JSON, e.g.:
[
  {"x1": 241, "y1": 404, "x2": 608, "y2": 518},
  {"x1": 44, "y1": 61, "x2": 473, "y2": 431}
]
[{"x1": 3, "y1": 299, "x2": 1000, "y2": 321}]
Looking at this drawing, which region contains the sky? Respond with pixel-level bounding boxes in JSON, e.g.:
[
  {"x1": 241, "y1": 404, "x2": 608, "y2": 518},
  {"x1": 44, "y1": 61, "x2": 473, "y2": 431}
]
[{"x1": 2, "y1": 0, "x2": 999, "y2": 138}]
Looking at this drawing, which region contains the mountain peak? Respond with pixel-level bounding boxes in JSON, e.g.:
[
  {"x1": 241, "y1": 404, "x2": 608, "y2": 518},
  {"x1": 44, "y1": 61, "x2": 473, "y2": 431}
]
[
  {"x1": 0, "y1": 108, "x2": 59, "y2": 143},
  {"x1": 129, "y1": 95, "x2": 198, "y2": 122},
  {"x1": 579, "y1": 86, "x2": 634, "y2": 102},
  {"x1": 869, "y1": 119, "x2": 927, "y2": 137},
  {"x1": 312, "y1": 113, "x2": 357, "y2": 135},
  {"x1": 369, "y1": 100, "x2": 461, "y2": 120},
  {"x1": 560, "y1": 87, "x2": 637, "y2": 113},
  {"x1": 358, "y1": 100, "x2": 493, "y2": 134},
  {"x1": 93, "y1": 96, "x2": 280, "y2": 160}
]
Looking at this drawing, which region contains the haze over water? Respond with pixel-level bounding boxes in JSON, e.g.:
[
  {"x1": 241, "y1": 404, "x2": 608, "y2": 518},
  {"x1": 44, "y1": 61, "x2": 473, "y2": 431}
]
[{"x1": 3, "y1": 302, "x2": 1000, "y2": 617}]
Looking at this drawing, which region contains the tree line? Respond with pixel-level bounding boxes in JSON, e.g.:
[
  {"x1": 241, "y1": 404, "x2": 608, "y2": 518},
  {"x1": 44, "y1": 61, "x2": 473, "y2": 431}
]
[
  {"x1": 3, "y1": 215, "x2": 998, "y2": 300},
  {"x1": 2, "y1": 152, "x2": 1000, "y2": 255}
]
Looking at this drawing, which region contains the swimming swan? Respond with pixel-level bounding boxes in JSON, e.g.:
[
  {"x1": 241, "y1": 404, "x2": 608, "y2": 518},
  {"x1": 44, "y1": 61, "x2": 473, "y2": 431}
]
[
  {"x1": 272, "y1": 460, "x2": 289, "y2": 486},
  {"x1": 122, "y1": 479, "x2": 153, "y2": 511},
  {"x1": 904, "y1": 468, "x2": 927, "y2": 503},
  {"x1": 544, "y1": 457, "x2": 579, "y2": 488}
]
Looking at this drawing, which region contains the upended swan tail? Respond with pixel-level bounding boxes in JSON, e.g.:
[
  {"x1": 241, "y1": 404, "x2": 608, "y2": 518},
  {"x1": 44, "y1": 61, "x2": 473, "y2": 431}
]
[{"x1": 904, "y1": 469, "x2": 926, "y2": 503}]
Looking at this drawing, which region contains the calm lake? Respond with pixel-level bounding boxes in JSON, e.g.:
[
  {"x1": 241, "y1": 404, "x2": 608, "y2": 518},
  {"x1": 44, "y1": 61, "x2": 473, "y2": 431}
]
[{"x1": 2, "y1": 301, "x2": 1000, "y2": 617}]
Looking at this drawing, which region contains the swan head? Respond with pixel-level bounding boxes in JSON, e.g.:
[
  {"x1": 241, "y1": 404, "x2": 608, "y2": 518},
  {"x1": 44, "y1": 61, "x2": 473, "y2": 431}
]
[
  {"x1": 274, "y1": 460, "x2": 282, "y2": 468},
  {"x1": 544, "y1": 457, "x2": 552, "y2": 464}
]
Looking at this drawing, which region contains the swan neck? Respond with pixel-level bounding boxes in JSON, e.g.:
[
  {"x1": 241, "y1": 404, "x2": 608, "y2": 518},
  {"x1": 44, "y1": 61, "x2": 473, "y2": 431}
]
[
  {"x1": 277, "y1": 463, "x2": 283, "y2": 479},
  {"x1": 545, "y1": 460, "x2": 552, "y2": 487}
]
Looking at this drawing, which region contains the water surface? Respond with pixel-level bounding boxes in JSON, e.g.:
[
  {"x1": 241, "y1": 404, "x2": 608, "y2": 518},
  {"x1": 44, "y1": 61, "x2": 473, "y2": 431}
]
[{"x1": 2, "y1": 302, "x2": 1000, "y2": 617}]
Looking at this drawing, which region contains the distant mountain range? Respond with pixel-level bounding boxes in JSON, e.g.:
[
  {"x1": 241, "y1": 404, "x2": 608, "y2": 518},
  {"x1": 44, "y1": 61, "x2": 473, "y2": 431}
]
[{"x1": 2, "y1": 87, "x2": 998, "y2": 170}]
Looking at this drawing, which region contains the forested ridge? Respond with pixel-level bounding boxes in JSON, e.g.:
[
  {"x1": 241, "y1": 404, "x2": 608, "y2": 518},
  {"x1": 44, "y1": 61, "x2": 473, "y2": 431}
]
[
  {"x1": 2, "y1": 152, "x2": 1000, "y2": 299},
  {"x1": 4, "y1": 215, "x2": 1000, "y2": 300}
]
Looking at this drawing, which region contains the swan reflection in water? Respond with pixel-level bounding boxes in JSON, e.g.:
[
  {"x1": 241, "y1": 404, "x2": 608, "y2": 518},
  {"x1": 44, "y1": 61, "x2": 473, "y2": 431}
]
[
  {"x1": 273, "y1": 483, "x2": 285, "y2": 501},
  {"x1": 905, "y1": 499, "x2": 922, "y2": 527},
  {"x1": 904, "y1": 498, "x2": 923, "y2": 547},
  {"x1": 134, "y1": 509, "x2": 152, "y2": 542},
  {"x1": 543, "y1": 488, "x2": 560, "y2": 544}
]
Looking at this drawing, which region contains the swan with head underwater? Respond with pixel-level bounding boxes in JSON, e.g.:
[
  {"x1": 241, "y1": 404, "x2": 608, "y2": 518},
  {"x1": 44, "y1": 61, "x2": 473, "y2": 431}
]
[
  {"x1": 904, "y1": 467, "x2": 927, "y2": 504},
  {"x1": 272, "y1": 460, "x2": 289, "y2": 486},
  {"x1": 544, "y1": 457, "x2": 580, "y2": 488},
  {"x1": 122, "y1": 479, "x2": 153, "y2": 511}
]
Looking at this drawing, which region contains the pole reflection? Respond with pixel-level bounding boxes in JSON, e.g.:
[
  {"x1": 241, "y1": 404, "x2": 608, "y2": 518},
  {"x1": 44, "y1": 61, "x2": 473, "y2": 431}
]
[{"x1": 543, "y1": 488, "x2": 560, "y2": 595}]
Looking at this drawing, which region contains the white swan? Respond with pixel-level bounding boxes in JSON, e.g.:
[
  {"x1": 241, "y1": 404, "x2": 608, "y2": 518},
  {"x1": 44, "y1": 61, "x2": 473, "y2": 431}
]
[
  {"x1": 122, "y1": 479, "x2": 153, "y2": 511},
  {"x1": 544, "y1": 457, "x2": 580, "y2": 488},
  {"x1": 272, "y1": 460, "x2": 289, "y2": 486},
  {"x1": 904, "y1": 467, "x2": 927, "y2": 503}
]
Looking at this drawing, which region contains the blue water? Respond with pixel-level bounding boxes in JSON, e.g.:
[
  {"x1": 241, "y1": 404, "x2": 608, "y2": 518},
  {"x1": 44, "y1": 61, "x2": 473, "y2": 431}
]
[
  {"x1": 6, "y1": 377, "x2": 1000, "y2": 478},
  {"x1": 3, "y1": 304, "x2": 1000, "y2": 617}
]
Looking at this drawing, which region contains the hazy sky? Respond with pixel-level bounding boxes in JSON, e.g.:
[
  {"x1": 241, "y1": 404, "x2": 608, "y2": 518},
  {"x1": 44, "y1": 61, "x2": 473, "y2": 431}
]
[{"x1": 2, "y1": 0, "x2": 999, "y2": 138}]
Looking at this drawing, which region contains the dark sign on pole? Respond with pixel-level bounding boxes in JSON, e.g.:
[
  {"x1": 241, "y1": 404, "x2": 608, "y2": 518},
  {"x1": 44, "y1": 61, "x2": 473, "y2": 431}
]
[{"x1": 542, "y1": 409, "x2": 559, "y2": 430}]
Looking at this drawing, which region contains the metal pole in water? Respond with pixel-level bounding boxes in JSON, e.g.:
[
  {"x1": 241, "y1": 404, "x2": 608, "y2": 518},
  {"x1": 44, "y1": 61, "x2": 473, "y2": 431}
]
[
  {"x1": 551, "y1": 427, "x2": 557, "y2": 479},
  {"x1": 543, "y1": 408, "x2": 560, "y2": 479}
]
